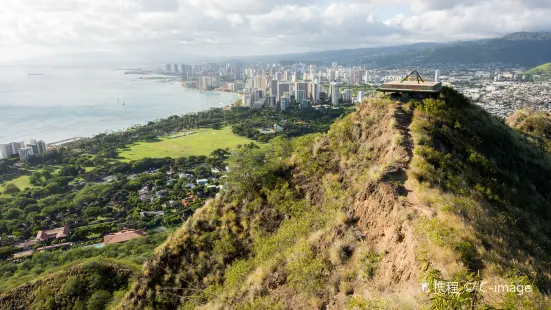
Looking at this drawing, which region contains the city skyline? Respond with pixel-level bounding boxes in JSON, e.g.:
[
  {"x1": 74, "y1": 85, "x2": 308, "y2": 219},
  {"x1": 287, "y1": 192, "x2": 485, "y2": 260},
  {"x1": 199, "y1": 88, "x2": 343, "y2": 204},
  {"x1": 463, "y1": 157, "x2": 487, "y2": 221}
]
[{"x1": 2, "y1": 0, "x2": 551, "y2": 64}]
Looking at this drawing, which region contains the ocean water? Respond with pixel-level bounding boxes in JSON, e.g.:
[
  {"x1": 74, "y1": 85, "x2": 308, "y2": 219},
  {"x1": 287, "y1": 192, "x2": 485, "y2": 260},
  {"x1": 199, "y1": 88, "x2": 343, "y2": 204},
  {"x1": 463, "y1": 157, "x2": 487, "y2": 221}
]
[{"x1": 0, "y1": 66, "x2": 238, "y2": 143}]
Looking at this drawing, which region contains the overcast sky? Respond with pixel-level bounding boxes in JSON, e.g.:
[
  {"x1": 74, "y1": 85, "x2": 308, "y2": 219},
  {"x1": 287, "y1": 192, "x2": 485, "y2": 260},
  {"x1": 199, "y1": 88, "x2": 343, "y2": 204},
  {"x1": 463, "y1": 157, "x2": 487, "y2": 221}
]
[{"x1": 1, "y1": 0, "x2": 551, "y2": 64}]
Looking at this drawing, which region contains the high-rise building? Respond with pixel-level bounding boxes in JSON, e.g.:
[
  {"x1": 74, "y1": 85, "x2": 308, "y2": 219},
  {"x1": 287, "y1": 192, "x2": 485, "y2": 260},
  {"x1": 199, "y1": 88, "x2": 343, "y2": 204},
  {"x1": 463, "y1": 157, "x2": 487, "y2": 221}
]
[
  {"x1": 10, "y1": 141, "x2": 24, "y2": 155},
  {"x1": 28, "y1": 143, "x2": 39, "y2": 156},
  {"x1": 254, "y1": 76, "x2": 262, "y2": 89},
  {"x1": 296, "y1": 90, "x2": 307, "y2": 103},
  {"x1": 343, "y1": 89, "x2": 352, "y2": 102},
  {"x1": 174, "y1": 64, "x2": 179, "y2": 73},
  {"x1": 331, "y1": 83, "x2": 340, "y2": 106},
  {"x1": 277, "y1": 83, "x2": 290, "y2": 103},
  {"x1": 329, "y1": 70, "x2": 336, "y2": 82},
  {"x1": 18, "y1": 147, "x2": 32, "y2": 162},
  {"x1": 242, "y1": 93, "x2": 252, "y2": 107},
  {"x1": 308, "y1": 82, "x2": 320, "y2": 104},
  {"x1": 283, "y1": 71, "x2": 289, "y2": 81},
  {"x1": 229, "y1": 82, "x2": 244, "y2": 93},
  {"x1": 291, "y1": 72, "x2": 297, "y2": 83},
  {"x1": 295, "y1": 82, "x2": 308, "y2": 95},
  {"x1": 37, "y1": 140, "x2": 47, "y2": 154},
  {"x1": 357, "y1": 91, "x2": 365, "y2": 103},
  {"x1": 0, "y1": 144, "x2": 12, "y2": 159},
  {"x1": 270, "y1": 80, "x2": 278, "y2": 96},
  {"x1": 254, "y1": 89, "x2": 264, "y2": 103},
  {"x1": 280, "y1": 96, "x2": 290, "y2": 110},
  {"x1": 309, "y1": 65, "x2": 317, "y2": 80},
  {"x1": 435, "y1": 69, "x2": 441, "y2": 82},
  {"x1": 166, "y1": 64, "x2": 172, "y2": 72},
  {"x1": 266, "y1": 96, "x2": 277, "y2": 108},
  {"x1": 245, "y1": 69, "x2": 254, "y2": 79},
  {"x1": 275, "y1": 72, "x2": 282, "y2": 81}
]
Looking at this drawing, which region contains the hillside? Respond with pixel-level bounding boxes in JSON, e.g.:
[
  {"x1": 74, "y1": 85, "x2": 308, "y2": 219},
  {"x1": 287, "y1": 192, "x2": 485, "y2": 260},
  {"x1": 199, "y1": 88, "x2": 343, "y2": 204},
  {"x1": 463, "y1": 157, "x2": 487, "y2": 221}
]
[
  {"x1": 0, "y1": 259, "x2": 139, "y2": 310},
  {"x1": 507, "y1": 109, "x2": 551, "y2": 153},
  {"x1": 112, "y1": 88, "x2": 551, "y2": 309},
  {"x1": 525, "y1": 63, "x2": 551, "y2": 80}
]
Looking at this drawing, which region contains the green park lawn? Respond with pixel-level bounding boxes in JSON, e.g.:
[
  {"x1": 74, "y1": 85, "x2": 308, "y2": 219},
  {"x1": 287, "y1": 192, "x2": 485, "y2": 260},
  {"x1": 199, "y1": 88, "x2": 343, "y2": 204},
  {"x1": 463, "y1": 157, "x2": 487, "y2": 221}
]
[
  {"x1": 118, "y1": 127, "x2": 257, "y2": 161},
  {"x1": 0, "y1": 175, "x2": 33, "y2": 197}
]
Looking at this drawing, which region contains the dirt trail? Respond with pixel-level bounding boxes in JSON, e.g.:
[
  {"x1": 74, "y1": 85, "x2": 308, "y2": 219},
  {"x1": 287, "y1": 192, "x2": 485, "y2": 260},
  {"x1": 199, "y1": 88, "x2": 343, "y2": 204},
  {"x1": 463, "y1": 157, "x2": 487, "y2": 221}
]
[{"x1": 394, "y1": 104, "x2": 432, "y2": 217}]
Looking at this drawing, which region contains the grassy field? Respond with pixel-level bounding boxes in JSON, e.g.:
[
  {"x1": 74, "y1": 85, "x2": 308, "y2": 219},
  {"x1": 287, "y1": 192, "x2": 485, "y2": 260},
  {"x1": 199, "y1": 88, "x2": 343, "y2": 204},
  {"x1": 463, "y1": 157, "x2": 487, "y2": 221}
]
[
  {"x1": 0, "y1": 175, "x2": 32, "y2": 197},
  {"x1": 119, "y1": 127, "x2": 257, "y2": 161}
]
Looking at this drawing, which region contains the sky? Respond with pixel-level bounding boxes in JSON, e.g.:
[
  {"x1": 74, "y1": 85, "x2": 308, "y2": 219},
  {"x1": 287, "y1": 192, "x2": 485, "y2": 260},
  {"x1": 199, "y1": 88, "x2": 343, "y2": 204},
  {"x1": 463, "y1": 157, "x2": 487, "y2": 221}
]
[{"x1": 1, "y1": 0, "x2": 551, "y2": 64}]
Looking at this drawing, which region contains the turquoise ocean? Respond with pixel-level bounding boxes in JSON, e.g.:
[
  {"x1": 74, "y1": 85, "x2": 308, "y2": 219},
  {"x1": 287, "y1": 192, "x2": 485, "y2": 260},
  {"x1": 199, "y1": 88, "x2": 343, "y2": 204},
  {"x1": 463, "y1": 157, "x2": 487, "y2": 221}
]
[{"x1": 0, "y1": 66, "x2": 237, "y2": 143}]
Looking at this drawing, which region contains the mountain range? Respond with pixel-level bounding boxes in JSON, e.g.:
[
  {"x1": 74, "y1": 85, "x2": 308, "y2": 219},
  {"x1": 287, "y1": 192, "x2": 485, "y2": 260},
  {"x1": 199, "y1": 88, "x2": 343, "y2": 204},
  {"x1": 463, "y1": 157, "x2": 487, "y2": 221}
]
[{"x1": 231, "y1": 32, "x2": 551, "y2": 68}]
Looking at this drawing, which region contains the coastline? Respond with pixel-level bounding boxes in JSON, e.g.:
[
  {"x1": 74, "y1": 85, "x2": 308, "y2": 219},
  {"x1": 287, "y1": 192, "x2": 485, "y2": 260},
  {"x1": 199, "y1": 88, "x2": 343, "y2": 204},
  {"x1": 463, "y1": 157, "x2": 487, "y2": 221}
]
[{"x1": 0, "y1": 86, "x2": 239, "y2": 145}]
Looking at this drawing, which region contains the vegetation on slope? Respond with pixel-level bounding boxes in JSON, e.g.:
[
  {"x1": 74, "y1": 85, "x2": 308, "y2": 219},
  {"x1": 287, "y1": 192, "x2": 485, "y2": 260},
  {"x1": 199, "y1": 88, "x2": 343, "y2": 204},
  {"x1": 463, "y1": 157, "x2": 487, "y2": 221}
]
[
  {"x1": 0, "y1": 259, "x2": 138, "y2": 310},
  {"x1": 0, "y1": 232, "x2": 168, "y2": 293},
  {"x1": 525, "y1": 63, "x2": 551, "y2": 80},
  {"x1": 408, "y1": 88, "x2": 551, "y2": 308},
  {"x1": 117, "y1": 88, "x2": 551, "y2": 309},
  {"x1": 507, "y1": 109, "x2": 551, "y2": 153}
]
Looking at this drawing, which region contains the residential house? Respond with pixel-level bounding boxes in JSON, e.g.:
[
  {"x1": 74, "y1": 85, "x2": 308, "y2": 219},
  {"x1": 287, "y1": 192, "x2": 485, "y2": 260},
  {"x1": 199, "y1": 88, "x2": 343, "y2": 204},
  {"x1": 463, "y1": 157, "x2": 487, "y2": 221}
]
[
  {"x1": 103, "y1": 229, "x2": 145, "y2": 245},
  {"x1": 140, "y1": 211, "x2": 165, "y2": 217},
  {"x1": 139, "y1": 194, "x2": 155, "y2": 202},
  {"x1": 181, "y1": 194, "x2": 198, "y2": 207},
  {"x1": 274, "y1": 124, "x2": 284, "y2": 132},
  {"x1": 179, "y1": 173, "x2": 194, "y2": 179},
  {"x1": 156, "y1": 190, "x2": 168, "y2": 198},
  {"x1": 36, "y1": 226, "x2": 70, "y2": 242},
  {"x1": 196, "y1": 179, "x2": 209, "y2": 186},
  {"x1": 138, "y1": 186, "x2": 150, "y2": 196},
  {"x1": 164, "y1": 200, "x2": 179, "y2": 208}
]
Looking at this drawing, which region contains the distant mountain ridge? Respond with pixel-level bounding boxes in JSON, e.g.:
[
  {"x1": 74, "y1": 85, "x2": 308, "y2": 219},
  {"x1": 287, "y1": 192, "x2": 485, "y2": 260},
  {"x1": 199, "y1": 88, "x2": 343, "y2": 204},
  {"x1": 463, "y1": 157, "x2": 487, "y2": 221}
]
[{"x1": 234, "y1": 32, "x2": 551, "y2": 67}]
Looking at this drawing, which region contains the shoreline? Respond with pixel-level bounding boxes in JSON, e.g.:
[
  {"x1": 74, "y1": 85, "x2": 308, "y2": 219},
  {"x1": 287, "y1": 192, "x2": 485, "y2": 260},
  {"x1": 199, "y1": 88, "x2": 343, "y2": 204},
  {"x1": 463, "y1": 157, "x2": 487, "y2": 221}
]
[
  {"x1": 0, "y1": 91, "x2": 240, "y2": 146},
  {"x1": 0, "y1": 67, "x2": 240, "y2": 144}
]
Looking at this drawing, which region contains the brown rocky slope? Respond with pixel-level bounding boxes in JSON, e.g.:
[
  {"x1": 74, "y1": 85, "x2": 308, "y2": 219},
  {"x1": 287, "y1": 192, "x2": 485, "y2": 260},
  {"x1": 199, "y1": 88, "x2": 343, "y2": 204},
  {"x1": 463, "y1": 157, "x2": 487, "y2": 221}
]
[{"x1": 118, "y1": 89, "x2": 551, "y2": 309}]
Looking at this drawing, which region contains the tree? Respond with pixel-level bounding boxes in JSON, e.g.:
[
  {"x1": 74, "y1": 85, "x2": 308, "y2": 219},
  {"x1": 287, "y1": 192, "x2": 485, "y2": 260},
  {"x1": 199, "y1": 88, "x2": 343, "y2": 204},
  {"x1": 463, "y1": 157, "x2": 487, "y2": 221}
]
[
  {"x1": 3, "y1": 183, "x2": 20, "y2": 195},
  {"x1": 6, "y1": 208, "x2": 22, "y2": 220},
  {"x1": 30, "y1": 172, "x2": 43, "y2": 185},
  {"x1": 226, "y1": 146, "x2": 278, "y2": 196},
  {"x1": 84, "y1": 207, "x2": 103, "y2": 218},
  {"x1": 193, "y1": 166, "x2": 211, "y2": 178}
]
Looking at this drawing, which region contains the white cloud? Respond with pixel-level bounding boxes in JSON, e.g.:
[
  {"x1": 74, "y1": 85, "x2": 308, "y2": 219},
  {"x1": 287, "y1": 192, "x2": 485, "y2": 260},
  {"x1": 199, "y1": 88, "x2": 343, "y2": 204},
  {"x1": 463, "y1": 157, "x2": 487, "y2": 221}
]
[{"x1": 0, "y1": 0, "x2": 549, "y2": 63}]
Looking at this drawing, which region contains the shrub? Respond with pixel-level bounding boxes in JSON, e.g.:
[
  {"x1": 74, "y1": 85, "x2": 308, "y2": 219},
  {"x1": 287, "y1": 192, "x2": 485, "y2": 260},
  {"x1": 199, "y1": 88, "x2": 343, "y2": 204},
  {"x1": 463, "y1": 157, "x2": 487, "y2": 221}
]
[{"x1": 357, "y1": 248, "x2": 383, "y2": 280}]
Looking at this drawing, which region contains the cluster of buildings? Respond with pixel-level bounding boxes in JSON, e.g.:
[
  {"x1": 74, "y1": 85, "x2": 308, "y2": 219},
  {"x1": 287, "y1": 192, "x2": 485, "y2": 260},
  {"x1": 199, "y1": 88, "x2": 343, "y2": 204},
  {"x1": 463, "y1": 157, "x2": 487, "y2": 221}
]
[
  {"x1": 0, "y1": 140, "x2": 47, "y2": 161},
  {"x1": 166, "y1": 62, "x2": 402, "y2": 109},
  {"x1": 456, "y1": 81, "x2": 551, "y2": 117},
  {"x1": 160, "y1": 61, "x2": 551, "y2": 121}
]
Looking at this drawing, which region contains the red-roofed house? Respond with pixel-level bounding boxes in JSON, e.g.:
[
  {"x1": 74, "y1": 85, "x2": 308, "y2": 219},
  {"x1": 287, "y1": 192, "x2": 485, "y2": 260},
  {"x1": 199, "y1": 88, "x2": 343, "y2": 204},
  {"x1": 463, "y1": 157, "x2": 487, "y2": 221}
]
[
  {"x1": 103, "y1": 229, "x2": 145, "y2": 245},
  {"x1": 36, "y1": 226, "x2": 70, "y2": 242}
]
